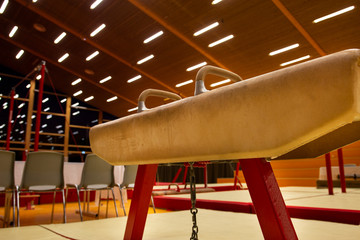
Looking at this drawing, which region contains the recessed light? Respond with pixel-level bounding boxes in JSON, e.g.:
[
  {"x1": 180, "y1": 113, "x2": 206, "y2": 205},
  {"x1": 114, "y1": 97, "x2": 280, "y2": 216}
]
[
  {"x1": 54, "y1": 32, "x2": 66, "y2": 44},
  {"x1": 127, "y1": 75, "x2": 141, "y2": 83},
  {"x1": 90, "y1": 24, "x2": 106, "y2": 37},
  {"x1": 193, "y1": 22, "x2": 219, "y2": 36},
  {"x1": 210, "y1": 79, "x2": 231, "y2": 87},
  {"x1": 144, "y1": 31, "x2": 164, "y2": 44},
  {"x1": 269, "y1": 43, "x2": 299, "y2": 56},
  {"x1": 313, "y1": 6, "x2": 355, "y2": 23},
  {"x1": 137, "y1": 54, "x2": 154, "y2": 64},
  {"x1": 90, "y1": 0, "x2": 103, "y2": 9},
  {"x1": 9, "y1": 26, "x2": 18, "y2": 38},
  {"x1": 280, "y1": 55, "x2": 310, "y2": 67},
  {"x1": 15, "y1": 49, "x2": 24, "y2": 59},
  {"x1": 107, "y1": 96, "x2": 117, "y2": 102},
  {"x1": 58, "y1": 53, "x2": 69, "y2": 63},
  {"x1": 86, "y1": 51, "x2": 99, "y2": 61},
  {"x1": 71, "y1": 78, "x2": 82, "y2": 85},
  {"x1": 99, "y1": 76, "x2": 112, "y2": 84},
  {"x1": 186, "y1": 62, "x2": 207, "y2": 71},
  {"x1": 208, "y1": 34, "x2": 234, "y2": 47},
  {"x1": 176, "y1": 80, "x2": 193, "y2": 87}
]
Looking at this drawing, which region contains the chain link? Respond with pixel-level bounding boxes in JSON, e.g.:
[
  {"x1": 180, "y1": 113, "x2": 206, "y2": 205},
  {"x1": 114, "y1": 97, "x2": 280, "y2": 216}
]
[{"x1": 189, "y1": 162, "x2": 199, "y2": 240}]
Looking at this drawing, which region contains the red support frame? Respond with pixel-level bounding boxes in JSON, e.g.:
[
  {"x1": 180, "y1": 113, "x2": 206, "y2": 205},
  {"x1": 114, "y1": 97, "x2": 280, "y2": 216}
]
[
  {"x1": 325, "y1": 153, "x2": 334, "y2": 195},
  {"x1": 6, "y1": 89, "x2": 15, "y2": 150},
  {"x1": 337, "y1": 148, "x2": 346, "y2": 193},
  {"x1": 240, "y1": 158, "x2": 298, "y2": 240},
  {"x1": 34, "y1": 61, "x2": 46, "y2": 152},
  {"x1": 124, "y1": 164, "x2": 158, "y2": 240}
]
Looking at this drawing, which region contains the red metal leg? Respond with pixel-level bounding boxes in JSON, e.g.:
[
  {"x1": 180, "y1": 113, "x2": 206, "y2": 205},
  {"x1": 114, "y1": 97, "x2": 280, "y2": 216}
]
[
  {"x1": 337, "y1": 148, "x2": 346, "y2": 193},
  {"x1": 182, "y1": 166, "x2": 188, "y2": 185},
  {"x1": 34, "y1": 61, "x2": 46, "y2": 151},
  {"x1": 234, "y1": 161, "x2": 240, "y2": 190},
  {"x1": 203, "y1": 165, "x2": 208, "y2": 188},
  {"x1": 172, "y1": 167, "x2": 183, "y2": 183},
  {"x1": 325, "y1": 153, "x2": 334, "y2": 195},
  {"x1": 124, "y1": 164, "x2": 158, "y2": 240},
  {"x1": 6, "y1": 89, "x2": 15, "y2": 150},
  {"x1": 240, "y1": 158, "x2": 298, "y2": 240}
]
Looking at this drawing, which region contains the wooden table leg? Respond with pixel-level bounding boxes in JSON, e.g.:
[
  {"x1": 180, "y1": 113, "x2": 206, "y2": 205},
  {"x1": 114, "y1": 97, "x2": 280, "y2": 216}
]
[
  {"x1": 240, "y1": 158, "x2": 298, "y2": 240},
  {"x1": 124, "y1": 164, "x2": 158, "y2": 240}
]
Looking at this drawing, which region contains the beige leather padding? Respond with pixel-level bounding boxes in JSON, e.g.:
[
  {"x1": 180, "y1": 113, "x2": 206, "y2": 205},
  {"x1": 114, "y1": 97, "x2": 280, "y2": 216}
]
[{"x1": 90, "y1": 49, "x2": 360, "y2": 165}]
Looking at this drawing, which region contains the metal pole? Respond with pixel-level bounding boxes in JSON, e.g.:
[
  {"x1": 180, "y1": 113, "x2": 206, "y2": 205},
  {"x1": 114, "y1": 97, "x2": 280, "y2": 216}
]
[
  {"x1": 6, "y1": 89, "x2": 15, "y2": 150},
  {"x1": 325, "y1": 153, "x2": 334, "y2": 195},
  {"x1": 34, "y1": 61, "x2": 46, "y2": 151},
  {"x1": 337, "y1": 148, "x2": 346, "y2": 193}
]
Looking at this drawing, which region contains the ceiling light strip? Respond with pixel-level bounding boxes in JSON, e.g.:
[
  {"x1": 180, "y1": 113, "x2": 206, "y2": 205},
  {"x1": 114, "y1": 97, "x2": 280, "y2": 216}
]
[
  {"x1": 280, "y1": 55, "x2": 310, "y2": 67},
  {"x1": 210, "y1": 79, "x2": 231, "y2": 87},
  {"x1": 58, "y1": 53, "x2": 69, "y2": 63},
  {"x1": 212, "y1": 0, "x2": 222, "y2": 5},
  {"x1": 90, "y1": 23, "x2": 106, "y2": 37},
  {"x1": 137, "y1": 54, "x2": 154, "y2": 64},
  {"x1": 15, "y1": 49, "x2": 24, "y2": 59},
  {"x1": 84, "y1": 96, "x2": 94, "y2": 102},
  {"x1": 99, "y1": 76, "x2": 112, "y2": 83},
  {"x1": 9, "y1": 26, "x2": 18, "y2": 38},
  {"x1": 193, "y1": 22, "x2": 219, "y2": 36},
  {"x1": 54, "y1": 32, "x2": 66, "y2": 44},
  {"x1": 71, "y1": 78, "x2": 82, "y2": 85},
  {"x1": 176, "y1": 80, "x2": 193, "y2": 87},
  {"x1": 107, "y1": 96, "x2": 118, "y2": 102},
  {"x1": 208, "y1": 34, "x2": 234, "y2": 47},
  {"x1": 90, "y1": 0, "x2": 103, "y2": 9},
  {"x1": 73, "y1": 90, "x2": 83, "y2": 96},
  {"x1": 313, "y1": 6, "x2": 355, "y2": 23},
  {"x1": 127, "y1": 75, "x2": 141, "y2": 83},
  {"x1": 0, "y1": 0, "x2": 9, "y2": 14},
  {"x1": 86, "y1": 51, "x2": 99, "y2": 61},
  {"x1": 269, "y1": 43, "x2": 300, "y2": 56},
  {"x1": 186, "y1": 62, "x2": 207, "y2": 72},
  {"x1": 144, "y1": 31, "x2": 164, "y2": 43}
]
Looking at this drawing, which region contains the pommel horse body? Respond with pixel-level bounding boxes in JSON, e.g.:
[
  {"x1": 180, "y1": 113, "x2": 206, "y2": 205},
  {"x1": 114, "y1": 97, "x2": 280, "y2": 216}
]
[{"x1": 90, "y1": 49, "x2": 360, "y2": 239}]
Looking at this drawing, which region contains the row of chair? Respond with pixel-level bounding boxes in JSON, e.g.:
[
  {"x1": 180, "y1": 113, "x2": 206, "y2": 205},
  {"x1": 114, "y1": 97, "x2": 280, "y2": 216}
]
[{"x1": 0, "y1": 150, "x2": 152, "y2": 227}]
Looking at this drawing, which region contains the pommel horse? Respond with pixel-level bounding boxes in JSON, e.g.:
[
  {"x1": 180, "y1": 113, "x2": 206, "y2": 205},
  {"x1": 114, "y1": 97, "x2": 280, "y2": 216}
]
[{"x1": 90, "y1": 49, "x2": 360, "y2": 239}]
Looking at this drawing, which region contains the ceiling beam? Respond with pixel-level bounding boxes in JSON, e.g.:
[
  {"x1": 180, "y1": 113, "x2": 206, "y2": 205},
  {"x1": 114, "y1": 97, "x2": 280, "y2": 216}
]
[
  {"x1": 15, "y1": 0, "x2": 186, "y2": 98},
  {"x1": 0, "y1": 34, "x2": 137, "y2": 106},
  {"x1": 128, "y1": 0, "x2": 231, "y2": 70},
  {"x1": 271, "y1": 0, "x2": 326, "y2": 56}
]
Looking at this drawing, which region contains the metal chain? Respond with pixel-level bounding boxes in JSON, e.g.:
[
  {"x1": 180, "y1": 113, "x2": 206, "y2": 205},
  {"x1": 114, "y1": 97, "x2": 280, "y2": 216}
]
[{"x1": 189, "y1": 162, "x2": 199, "y2": 240}]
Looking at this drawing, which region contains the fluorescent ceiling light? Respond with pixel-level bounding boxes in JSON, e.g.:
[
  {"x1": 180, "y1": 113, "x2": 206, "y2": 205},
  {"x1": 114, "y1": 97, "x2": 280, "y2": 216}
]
[
  {"x1": 60, "y1": 98, "x2": 67, "y2": 103},
  {"x1": 144, "y1": 31, "x2": 163, "y2": 43},
  {"x1": 86, "y1": 51, "x2": 99, "y2": 61},
  {"x1": 210, "y1": 79, "x2": 231, "y2": 87},
  {"x1": 58, "y1": 53, "x2": 69, "y2": 63},
  {"x1": 186, "y1": 62, "x2": 207, "y2": 71},
  {"x1": 58, "y1": 130, "x2": 64, "y2": 134},
  {"x1": 44, "y1": 107, "x2": 50, "y2": 112},
  {"x1": 128, "y1": 107, "x2": 138, "y2": 112},
  {"x1": 15, "y1": 49, "x2": 24, "y2": 59},
  {"x1": 313, "y1": 6, "x2": 355, "y2": 23},
  {"x1": 26, "y1": 84, "x2": 30, "y2": 88},
  {"x1": 0, "y1": 0, "x2": 9, "y2": 14},
  {"x1": 90, "y1": 0, "x2": 103, "y2": 9},
  {"x1": 208, "y1": 34, "x2": 234, "y2": 47},
  {"x1": 137, "y1": 54, "x2": 154, "y2": 64},
  {"x1": 269, "y1": 43, "x2": 299, "y2": 56},
  {"x1": 31, "y1": 115, "x2": 35, "y2": 119},
  {"x1": 107, "y1": 96, "x2": 117, "y2": 102},
  {"x1": 42, "y1": 97, "x2": 49, "y2": 103},
  {"x1": 42, "y1": 124, "x2": 47, "y2": 128},
  {"x1": 84, "y1": 96, "x2": 94, "y2": 102},
  {"x1": 90, "y1": 23, "x2": 106, "y2": 37},
  {"x1": 73, "y1": 90, "x2": 83, "y2": 96},
  {"x1": 32, "y1": 0, "x2": 38, "y2": 2},
  {"x1": 36, "y1": 75, "x2": 41, "y2": 80},
  {"x1": 18, "y1": 103, "x2": 25, "y2": 108},
  {"x1": 194, "y1": 22, "x2": 219, "y2": 36},
  {"x1": 72, "y1": 102, "x2": 79, "y2": 107},
  {"x1": 54, "y1": 32, "x2": 66, "y2": 44},
  {"x1": 280, "y1": 55, "x2": 310, "y2": 67},
  {"x1": 176, "y1": 79, "x2": 193, "y2": 87},
  {"x1": 212, "y1": 0, "x2": 222, "y2": 5},
  {"x1": 71, "y1": 78, "x2": 82, "y2": 85},
  {"x1": 127, "y1": 75, "x2": 141, "y2": 83},
  {"x1": 14, "y1": 94, "x2": 19, "y2": 98},
  {"x1": 73, "y1": 111, "x2": 80, "y2": 116},
  {"x1": 73, "y1": 131, "x2": 79, "y2": 135},
  {"x1": 46, "y1": 115, "x2": 52, "y2": 119},
  {"x1": 9, "y1": 26, "x2": 18, "y2": 38},
  {"x1": 56, "y1": 125, "x2": 62, "y2": 129},
  {"x1": 99, "y1": 76, "x2": 112, "y2": 83}
]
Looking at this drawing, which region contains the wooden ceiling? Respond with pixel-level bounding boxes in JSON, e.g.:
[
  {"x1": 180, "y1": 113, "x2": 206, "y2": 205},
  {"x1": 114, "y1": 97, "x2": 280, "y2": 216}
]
[{"x1": 1, "y1": 0, "x2": 360, "y2": 118}]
